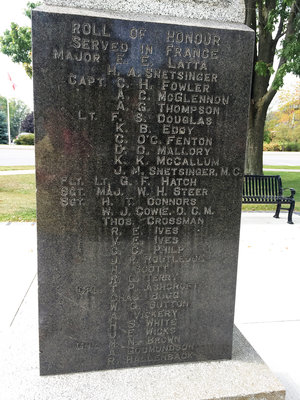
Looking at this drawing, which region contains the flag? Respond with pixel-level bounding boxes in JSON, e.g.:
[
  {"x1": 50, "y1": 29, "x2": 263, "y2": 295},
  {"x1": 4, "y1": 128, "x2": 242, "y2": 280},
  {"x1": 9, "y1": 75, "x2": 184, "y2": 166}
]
[{"x1": 7, "y1": 72, "x2": 16, "y2": 91}]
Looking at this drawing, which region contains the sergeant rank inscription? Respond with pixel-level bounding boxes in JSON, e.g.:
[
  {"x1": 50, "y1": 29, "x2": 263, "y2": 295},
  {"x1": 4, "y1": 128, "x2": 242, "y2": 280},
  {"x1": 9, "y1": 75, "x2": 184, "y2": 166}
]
[{"x1": 32, "y1": 6, "x2": 254, "y2": 375}]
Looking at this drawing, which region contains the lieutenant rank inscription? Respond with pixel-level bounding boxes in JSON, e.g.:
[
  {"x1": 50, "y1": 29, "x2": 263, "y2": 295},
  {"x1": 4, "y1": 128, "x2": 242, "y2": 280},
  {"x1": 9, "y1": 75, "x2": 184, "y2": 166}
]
[{"x1": 32, "y1": 6, "x2": 254, "y2": 375}]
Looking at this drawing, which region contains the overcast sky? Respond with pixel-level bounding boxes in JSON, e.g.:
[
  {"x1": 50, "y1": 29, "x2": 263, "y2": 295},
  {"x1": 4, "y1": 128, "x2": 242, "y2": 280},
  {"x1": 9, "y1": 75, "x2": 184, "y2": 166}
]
[{"x1": 0, "y1": 0, "x2": 299, "y2": 112}]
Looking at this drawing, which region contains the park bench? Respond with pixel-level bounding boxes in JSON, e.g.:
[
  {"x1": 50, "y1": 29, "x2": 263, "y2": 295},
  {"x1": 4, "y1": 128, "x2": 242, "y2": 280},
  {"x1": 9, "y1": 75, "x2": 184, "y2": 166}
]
[{"x1": 242, "y1": 175, "x2": 296, "y2": 224}]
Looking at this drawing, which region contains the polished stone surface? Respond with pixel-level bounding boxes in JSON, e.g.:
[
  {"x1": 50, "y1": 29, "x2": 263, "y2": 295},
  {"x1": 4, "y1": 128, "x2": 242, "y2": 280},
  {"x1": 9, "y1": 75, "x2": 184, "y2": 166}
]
[
  {"x1": 42, "y1": 0, "x2": 245, "y2": 24},
  {"x1": 0, "y1": 281, "x2": 286, "y2": 400},
  {"x1": 33, "y1": 5, "x2": 254, "y2": 375}
]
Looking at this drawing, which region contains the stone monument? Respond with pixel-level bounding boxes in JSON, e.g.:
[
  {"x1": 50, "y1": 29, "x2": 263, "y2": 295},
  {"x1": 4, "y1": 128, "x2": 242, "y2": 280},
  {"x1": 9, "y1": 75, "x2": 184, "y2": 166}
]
[{"x1": 33, "y1": 1, "x2": 254, "y2": 375}]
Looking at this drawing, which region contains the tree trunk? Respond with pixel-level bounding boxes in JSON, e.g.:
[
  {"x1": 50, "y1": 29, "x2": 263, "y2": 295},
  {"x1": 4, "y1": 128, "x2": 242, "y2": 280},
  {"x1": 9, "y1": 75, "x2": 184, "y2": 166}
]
[
  {"x1": 245, "y1": 103, "x2": 267, "y2": 175},
  {"x1": 244, "y1": 0, "x2": 299, "y2": 175}
]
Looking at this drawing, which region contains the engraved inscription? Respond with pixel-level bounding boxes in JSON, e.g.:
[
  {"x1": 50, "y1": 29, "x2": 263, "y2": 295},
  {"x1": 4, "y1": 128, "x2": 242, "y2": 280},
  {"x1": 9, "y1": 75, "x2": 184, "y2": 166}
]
[{"x1": 34, "y1": 9, "x2": 253, "y2": 375}]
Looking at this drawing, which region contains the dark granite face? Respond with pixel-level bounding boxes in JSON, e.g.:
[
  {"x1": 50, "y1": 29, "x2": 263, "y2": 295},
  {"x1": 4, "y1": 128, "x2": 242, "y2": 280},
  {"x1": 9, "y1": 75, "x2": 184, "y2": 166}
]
[{"x1": 32, "y1": 6, "x2": 254, "y2": 375}]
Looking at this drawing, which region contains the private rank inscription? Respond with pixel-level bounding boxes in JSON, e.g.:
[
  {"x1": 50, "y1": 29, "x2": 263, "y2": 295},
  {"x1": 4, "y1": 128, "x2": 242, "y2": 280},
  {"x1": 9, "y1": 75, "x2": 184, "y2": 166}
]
[{"x1": 34, "y1": 9, "x2": 253, "y2": 374}]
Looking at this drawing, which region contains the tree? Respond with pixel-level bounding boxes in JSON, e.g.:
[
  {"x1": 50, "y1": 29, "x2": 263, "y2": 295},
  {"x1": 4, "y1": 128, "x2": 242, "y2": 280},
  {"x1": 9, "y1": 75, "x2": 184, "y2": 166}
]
[
  {"x1": 276, "y1": 81, "x2": 300, "y2": 119},
  {"x1": 0, "y1": 111, "x2": 8, "y2": 144},
  {"x1": 0, "y1": 2, "x2": 40, "y2": 78},
  {"x1": 245, "y1": 0, "x2": 300, "y2": 174},
  {"x1": 0, "y1": 96, "x2": 30, "y2": 140},
  {"x1": 21, "y1": 111, "x2": 34, "y2": 133},
  {"x1": 264, "y1": 83, "x2": 300, "y2": 148},
  {"x1": 9, "y1": 99, "x2": 30, "y2": 140}
]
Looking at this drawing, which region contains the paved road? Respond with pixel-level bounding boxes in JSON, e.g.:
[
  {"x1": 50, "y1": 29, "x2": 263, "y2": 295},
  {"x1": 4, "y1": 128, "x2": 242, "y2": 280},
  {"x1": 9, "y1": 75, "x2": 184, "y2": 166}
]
[
  {"x1": 0, "y1": 170, "x2": 35, "y2": 175},
  {"x1": 263, "y1": 152, "x2": 300, "y2": 166},
  {"x1": 0, "y1": 146, "x2": 35, "y2": 166}
]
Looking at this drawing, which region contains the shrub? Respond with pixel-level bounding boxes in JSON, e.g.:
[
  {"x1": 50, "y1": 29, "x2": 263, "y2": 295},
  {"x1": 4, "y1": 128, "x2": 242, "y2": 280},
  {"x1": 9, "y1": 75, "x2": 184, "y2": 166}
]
[
  {"x1": 263, "y1": 142, "x2": 284, "y2": 151},
  {"x1": 263, "y1": 141, "x2": 300, "y2": 151},
  {"x1": 282, "y1": 142, "x2": 300, "y2": 151},
  {"x1": 14, "y1": 133, "x2": 34, "y2": 145}
]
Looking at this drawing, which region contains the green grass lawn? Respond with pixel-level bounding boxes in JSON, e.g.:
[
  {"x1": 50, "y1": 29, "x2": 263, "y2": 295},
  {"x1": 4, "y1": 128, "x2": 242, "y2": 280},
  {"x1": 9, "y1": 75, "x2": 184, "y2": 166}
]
[
  {"x1": 0, "y1": 170, "x2": 299, "y2": 222},
  {"x1": 264, "y1": 165, "x2": 300, "y2": 170},
  {"x1": 0, "y1": 174, "x2": 36, "y2": 222},
  {"x1": 0, "y1": 165, "x2": 35, "y2": 171}
]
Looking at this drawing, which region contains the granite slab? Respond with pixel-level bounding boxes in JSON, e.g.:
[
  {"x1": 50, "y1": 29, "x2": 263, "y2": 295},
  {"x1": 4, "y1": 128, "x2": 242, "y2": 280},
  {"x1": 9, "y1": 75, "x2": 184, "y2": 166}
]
[
  {"x1": 42, "y1": 0, "x2": 246, "y2": 24},
  {"x1": 32, "y1": 5, "x2": 254, "y2": 375}
]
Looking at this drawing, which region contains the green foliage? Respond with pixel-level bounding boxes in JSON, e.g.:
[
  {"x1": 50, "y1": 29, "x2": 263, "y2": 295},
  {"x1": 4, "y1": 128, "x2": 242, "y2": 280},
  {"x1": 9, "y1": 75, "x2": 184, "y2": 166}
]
[
  {"x1": 25, "y1": 2, "x2": 41, "y2": 19},
  {"x1": 264, "y1": 84, "x2": 300, "y2": 151},
  {"x1": 263, "y1": 129, "x2": 271, "y2": 143},
  {"x1": 264, "y1": 141, "x2": 300, "y2": 151},
  {"x1": 273, "y1": 19, "x2": 300, "y2": 89},
  {"x1": 0, "y1": 96, "x2": 30, "y2": 140},
  {"x1": 280, "y1": 22, "x2": 300, "y2": 74},
  {"x1": 272, "y1": 64, "x2": 288, "y2": 89},
  {"x1": 10, "y1": 99, "x2": 30, "y2": 139},
  {"x1": 0, "y1": 23, "x2": 32, "y2": 77},
  {"x1": 0, "y1": 2, "x2": 40, "y2": 78},
  {"x1": 0, "y1": 110, "x2": 7, "y2": 134},
  {"x1": 266, "y1": 0, "x2": 293, "y2": 32},
  {"x1": 21, "y1": 111, "x2": 34, "y2": 133},
  {"x1": 255, "y1": 0, "x2": 299, "y2": 89},
  {"x1": 0, "y1": 110, "x2": 8, "y2": 144},
  {"x1": 0, "y1": 134, "x2": 8, "y2": 145},
  {"x1": 14, "y1": 133, "x2": 34, "y2": 145},
  {"x1": 284, "y1": 141, "x2": 300, "y2": 151},
  {"x1": 255, "y1": 61, "x2": 274, "y2": 77},
  {"x1": 0, "y1": 23, "x2": 31, "y2": 64},
  {"x1": 245, "y1": 0, "x2": 300, "y2": 173}
]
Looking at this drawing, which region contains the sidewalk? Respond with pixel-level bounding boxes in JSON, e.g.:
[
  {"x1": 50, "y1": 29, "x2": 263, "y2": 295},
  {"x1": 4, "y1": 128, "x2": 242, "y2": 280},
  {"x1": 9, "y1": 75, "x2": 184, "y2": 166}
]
[
  {"x1": 0, "y1": 213, "x2": 299, "y2": 399},
  {"x1": 235, "y1": 212, "x2": 300, "y2": 400}
]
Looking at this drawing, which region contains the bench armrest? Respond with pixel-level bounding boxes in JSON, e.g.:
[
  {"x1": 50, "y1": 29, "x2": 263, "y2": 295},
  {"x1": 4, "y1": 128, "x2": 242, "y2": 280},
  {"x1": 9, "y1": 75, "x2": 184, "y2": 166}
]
[{"x1": 283, "y1": 187, "x2": 296, "y2": 198}]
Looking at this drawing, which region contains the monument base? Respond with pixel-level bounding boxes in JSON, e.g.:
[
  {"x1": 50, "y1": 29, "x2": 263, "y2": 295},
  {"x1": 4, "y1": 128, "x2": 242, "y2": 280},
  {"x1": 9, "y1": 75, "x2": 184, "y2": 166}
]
[{"x1": 0, "y1": 280, "x2": 285, "y2": 399}]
